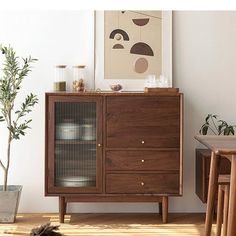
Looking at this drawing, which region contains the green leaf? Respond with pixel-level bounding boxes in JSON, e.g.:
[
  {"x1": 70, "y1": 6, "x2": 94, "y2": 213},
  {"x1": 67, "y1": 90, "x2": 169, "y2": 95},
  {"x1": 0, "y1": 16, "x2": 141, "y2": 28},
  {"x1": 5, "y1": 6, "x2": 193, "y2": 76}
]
[
  {"x1": 199, "y1": 124, "x2": 209, "y2": 135},
  {"x1": 199, "y1": 114, "x2": 236, "y2": 136},
  {"x1": 202, "y1": 125, "x2": 209, "y2": 135},
  {"x1": 205, "y1": 114, "x2": 211, "y2": 123},
  {"x1": 0, "y1": 44, "x2": 38, "y2": 142}
]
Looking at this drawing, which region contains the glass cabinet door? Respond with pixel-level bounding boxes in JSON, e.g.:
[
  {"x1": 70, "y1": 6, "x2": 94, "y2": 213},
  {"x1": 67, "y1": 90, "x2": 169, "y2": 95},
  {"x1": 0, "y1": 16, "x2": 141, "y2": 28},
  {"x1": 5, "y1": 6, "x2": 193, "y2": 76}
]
[{"x1": 47, "y1": 96, "x2": 102, "y2": 193}]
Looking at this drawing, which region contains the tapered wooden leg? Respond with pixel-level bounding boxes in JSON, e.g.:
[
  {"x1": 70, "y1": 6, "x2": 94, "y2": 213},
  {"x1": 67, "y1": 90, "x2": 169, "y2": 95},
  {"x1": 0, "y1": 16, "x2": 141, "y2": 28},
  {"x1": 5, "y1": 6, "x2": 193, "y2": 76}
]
[
  {"x1": 159, "y1": 202, "x2": 163, "y2": 216},
  {"x1": 162, "y1": 196, "x2": 168, "y2": 223},
  {"x1": 227, "y1": 156, "x2": 236, "y2": 236},
  {"x1": 205, "y1": 152, "x2": 220, "y2": 236},
  {"x1": 59, "y1": 196, "x2": 66, "y2": 223},
  {"x1": 223, "y1": 185, "x2": 229, "y2": 236},
  {"x1": 216, "y1": 186, "x2": 224, "y2": 236}
]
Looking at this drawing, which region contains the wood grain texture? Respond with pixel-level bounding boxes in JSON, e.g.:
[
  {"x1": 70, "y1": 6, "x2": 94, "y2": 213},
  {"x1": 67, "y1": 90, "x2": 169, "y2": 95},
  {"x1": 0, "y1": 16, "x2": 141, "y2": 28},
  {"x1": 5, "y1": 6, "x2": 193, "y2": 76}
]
[
  {"x1": 179, "y1": 94, "x2": 184, "y2": 196},
  {"x1": 0, "y1": 213, "x2": 217, "y2": 236},
  {"x1": 45, "y1": 93, "x2": 183, "y2": 224},
  {"x1": 195, "y1": 149, "x2": 231, "y2": 203},
  {"x1": 106, "y1": 96, "x2": 180, "y2": 148},
  {"x1": 227, "y1": 157, "x2": 236, "y2": 236},
  {"x1": 162, "y1": 196, "x2": 168, "y2": 223},
  {"x1": 59, "y1": 196, "x2": 66, "y2": 223},
  {"x1": 205, "y1": 152, "x2": 220, "y2": 236},
  {"x1": 46, "y1": 91, "x2": 183, "y2": 97},
  {"x1": 105, "y1": 150, "x2": 180, "y2": 171},
  {"x1": 106, "y1": 173, "x2": 179, "y2": 194},
  {"x1": 64, "y1": 195, "x2": 164, "y2": 202},
  {"x1": 195, "y1": 136, "x2": 236, "y2": 236},
  {"x1": 216, "y1": 186, "x2": 224, "y2": 236},
  {"x1": 144, "y1": 87, "x2": 179, "y2": 93},
  {"x1": 45, "y1": 95, "x2": 103, "y2": 195},
  {"x1": 195, "y1": 135, "x2": 236, "y2": 155},
  {"x1": 223, "y1": 185, "x2": 229, "y2": 236}
]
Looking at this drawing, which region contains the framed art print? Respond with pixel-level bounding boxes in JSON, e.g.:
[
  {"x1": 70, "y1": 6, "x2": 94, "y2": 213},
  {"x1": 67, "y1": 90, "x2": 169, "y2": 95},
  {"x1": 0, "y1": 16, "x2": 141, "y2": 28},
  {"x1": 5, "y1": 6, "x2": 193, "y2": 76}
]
[{"x1": 95, "y1": 11, "x2": 172, "y2": 91}]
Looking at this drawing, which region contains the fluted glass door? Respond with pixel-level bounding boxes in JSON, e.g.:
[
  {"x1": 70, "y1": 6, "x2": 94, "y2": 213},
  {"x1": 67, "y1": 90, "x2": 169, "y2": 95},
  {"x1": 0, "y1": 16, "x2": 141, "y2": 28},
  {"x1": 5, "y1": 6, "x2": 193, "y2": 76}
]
[{"x1": 54, "y1": 102, "x2": 97, "y2": 188}]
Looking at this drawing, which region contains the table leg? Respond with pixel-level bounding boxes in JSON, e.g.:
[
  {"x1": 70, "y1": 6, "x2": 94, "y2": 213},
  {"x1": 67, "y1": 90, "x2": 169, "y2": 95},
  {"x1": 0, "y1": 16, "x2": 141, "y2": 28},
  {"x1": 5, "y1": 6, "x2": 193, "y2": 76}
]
[
  {"x1": 227, "y1": 155, "x2": 236, "y2": 236},
  {"x1": 205, "y1": 152, "x2": 220, "y2": 236},
  {"x1": 216, "y1": 186, "x2": 224, "y2": 236},
  {"x1": 223, "y1": 185, "x2": 229, "y2": 236}
]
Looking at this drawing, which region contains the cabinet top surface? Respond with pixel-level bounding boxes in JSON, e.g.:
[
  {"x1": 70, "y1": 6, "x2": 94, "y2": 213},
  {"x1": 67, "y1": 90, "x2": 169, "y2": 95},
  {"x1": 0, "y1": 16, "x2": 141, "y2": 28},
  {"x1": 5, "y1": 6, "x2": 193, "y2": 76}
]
[{"x1": 46, "y1": 91, "x2": 183, "y2": 97}]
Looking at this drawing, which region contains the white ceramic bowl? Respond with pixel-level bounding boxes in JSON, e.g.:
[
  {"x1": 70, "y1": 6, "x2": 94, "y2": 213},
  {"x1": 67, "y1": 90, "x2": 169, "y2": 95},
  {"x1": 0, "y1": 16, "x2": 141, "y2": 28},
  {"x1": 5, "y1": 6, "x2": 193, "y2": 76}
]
[
  {"x1": 81, "y1": 124, "x2": 96, "y2": 141},
  {"x1": 56, "y1": 122, "x2": 81, "y2": 140},
  {"x1": 56, "y1": 176, "x2": 96, "y2": 187}
]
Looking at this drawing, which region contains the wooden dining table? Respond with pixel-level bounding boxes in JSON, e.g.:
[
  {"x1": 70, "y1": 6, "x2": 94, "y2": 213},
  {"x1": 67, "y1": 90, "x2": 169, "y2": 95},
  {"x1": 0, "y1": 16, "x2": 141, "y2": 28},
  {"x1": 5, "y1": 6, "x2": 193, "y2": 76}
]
[{"x1": 195, "y1": 135, "x2": 236, "y2": 236}]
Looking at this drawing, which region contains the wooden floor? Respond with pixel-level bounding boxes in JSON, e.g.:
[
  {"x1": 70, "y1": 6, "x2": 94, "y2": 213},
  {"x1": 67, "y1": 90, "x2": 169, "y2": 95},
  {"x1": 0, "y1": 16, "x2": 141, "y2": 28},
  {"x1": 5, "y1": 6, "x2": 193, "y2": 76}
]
[{"x1": 0, "y1": 213, "x2": 216, "y2": 236}]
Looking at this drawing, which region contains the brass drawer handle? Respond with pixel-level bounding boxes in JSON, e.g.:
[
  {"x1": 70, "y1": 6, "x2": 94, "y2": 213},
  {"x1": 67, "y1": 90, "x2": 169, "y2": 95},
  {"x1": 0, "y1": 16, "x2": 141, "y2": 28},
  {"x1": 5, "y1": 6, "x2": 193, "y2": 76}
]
[
  {"x1": 141, "y1": 182, "x2": 145, "y2": 186},
  {"x1": 141, "y1": 159, "x2": 145, "y2": 163},
  {"x1": 141, "y1": 140, "x2": 145, "y2": 144},
  {"x1": 97, "y1": 143, "x2": 102, "y2": 147}
]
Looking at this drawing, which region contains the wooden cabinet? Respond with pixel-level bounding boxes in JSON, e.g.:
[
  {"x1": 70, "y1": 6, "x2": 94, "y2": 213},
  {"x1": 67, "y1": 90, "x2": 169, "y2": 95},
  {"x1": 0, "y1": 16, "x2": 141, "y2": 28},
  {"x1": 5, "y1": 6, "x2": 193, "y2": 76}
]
[
  {"x1": 45, "y1": 95, "x2": 103, "y2": 195},
  {"x1": 195, "y1": 149, "x2": 231, "y2": 203},
  {"x1": 45, "y1": 92, "x2": 183, "y2": 223},
  {"x1": 106, "y1": 173, "x2": 179, "y2": 194},
  {"x1": 105, "y1": 150, "x2": 180, "y2": 171},
  {"x1": 106, "y1": 96, "x2": 180, "y2": 148}
]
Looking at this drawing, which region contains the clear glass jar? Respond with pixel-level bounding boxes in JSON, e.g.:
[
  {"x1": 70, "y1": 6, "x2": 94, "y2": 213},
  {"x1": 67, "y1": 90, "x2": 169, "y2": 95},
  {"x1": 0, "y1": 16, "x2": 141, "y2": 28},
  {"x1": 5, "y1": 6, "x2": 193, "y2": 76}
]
[
  {"x1": 72, "y1": 65, "x2": 86, "y2": 92},
  {"x1": 54, "y1": 65, "x2": 67, "y2": 91},
  {"x1": 144, "y1": 74, "x2": 157, "y2": 88},
  {"x1": 159, "y1": 74, "x2": 169, "y2": 87}
]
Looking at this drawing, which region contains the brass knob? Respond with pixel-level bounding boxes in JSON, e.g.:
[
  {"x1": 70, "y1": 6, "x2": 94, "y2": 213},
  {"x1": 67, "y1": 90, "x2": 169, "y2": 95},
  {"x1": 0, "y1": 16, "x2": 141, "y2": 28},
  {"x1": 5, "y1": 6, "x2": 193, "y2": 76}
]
[
  {"x1": 141, "y1": 182, "x2": 145, "y2": 186},
  {"x1": 141, "y1": 140, "x2": 145, "y2": 144},
  {"x1": 97, "y1": 143, "x2": 102, "y2": 147},
  {"x1": 141, "y1": 159, "x2": 145, "y2": 163}
]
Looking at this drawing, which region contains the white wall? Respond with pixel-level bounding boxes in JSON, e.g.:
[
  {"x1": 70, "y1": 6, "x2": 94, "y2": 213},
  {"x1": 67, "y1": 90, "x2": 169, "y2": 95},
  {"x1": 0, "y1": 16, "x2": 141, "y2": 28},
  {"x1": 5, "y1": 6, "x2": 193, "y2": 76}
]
[
  {"x1": 0, "y1": 11, "x2": 95, "y2": 213},
  {"x1": 172, "y1": 11, "x2": 236, "y2": 212},
  {"x1": 0, "y1": 11, "x2": 236, "y2": 213}
]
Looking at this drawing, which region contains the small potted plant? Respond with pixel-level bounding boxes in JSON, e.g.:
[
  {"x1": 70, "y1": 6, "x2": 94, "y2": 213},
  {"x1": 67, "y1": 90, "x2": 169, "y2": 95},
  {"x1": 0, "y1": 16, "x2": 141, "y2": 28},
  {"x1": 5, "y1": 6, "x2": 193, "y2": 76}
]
[
  {"x1": 195, "y1": 114, "x2": 235, "y2": 203},
  {"x1": 199, "y1": 114, "x2": 236, "y2": 135},
  {"x1": 0, "y1": 45, "x2": 38, "y2": 222}
]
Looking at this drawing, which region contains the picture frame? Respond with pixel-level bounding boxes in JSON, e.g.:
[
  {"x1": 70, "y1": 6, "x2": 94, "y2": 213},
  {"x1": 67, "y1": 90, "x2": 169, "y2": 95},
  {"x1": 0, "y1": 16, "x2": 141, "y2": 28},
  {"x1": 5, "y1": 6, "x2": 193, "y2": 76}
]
[{"x1": 95, "y1": 11, "x2": 172, "y2": 91}]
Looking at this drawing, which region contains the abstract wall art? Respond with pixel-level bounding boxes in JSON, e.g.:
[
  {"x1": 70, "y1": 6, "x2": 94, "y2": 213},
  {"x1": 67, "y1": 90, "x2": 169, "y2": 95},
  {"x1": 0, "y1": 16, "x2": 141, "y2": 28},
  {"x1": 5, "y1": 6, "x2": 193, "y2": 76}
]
[{"x1": 104, "y1": 11, "x2": 162, "y2": 80}]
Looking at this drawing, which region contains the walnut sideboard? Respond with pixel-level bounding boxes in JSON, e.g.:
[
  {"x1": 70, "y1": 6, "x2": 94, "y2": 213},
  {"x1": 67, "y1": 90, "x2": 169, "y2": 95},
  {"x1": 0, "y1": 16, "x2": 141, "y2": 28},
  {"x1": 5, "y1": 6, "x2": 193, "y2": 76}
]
[{"x1": 45, "y1": 92, "x2": 183, "y2": 223}]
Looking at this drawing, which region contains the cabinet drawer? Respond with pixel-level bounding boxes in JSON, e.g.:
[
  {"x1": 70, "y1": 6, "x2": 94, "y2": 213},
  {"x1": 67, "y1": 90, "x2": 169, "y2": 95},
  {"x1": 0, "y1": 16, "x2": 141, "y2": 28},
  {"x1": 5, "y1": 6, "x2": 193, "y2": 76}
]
[
  {"x1": 106, "y1": 96, "x2": 180, "y2": 148},
  {"x1": 106, "y1": 150, "x2": 179, "y2": 171},
  {"x1": 106, "y1": 173, "x2": 179, "y2": 194}
]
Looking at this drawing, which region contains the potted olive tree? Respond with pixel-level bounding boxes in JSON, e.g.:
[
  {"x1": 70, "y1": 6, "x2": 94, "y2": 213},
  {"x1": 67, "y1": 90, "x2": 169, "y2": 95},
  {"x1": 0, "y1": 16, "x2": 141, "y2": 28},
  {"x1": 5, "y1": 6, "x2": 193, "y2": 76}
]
[{"x1": 0, "y1": 45, "x2": 38, "y2": 222}]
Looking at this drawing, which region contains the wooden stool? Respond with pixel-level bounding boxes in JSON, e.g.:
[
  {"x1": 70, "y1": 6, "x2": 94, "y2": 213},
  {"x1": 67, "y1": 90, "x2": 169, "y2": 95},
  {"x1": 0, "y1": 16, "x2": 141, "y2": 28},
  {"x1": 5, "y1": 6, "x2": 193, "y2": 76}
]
[{"x1": 216, "y1": 175, "x2": 230, "y2": 236}]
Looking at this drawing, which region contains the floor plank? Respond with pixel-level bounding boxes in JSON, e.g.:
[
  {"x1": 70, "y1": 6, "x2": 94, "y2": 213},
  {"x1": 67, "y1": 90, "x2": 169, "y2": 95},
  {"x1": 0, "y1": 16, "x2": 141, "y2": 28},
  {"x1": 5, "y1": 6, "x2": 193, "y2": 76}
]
[{"x1": 0, "y1": 213, "x2": 216, "y2": 236}]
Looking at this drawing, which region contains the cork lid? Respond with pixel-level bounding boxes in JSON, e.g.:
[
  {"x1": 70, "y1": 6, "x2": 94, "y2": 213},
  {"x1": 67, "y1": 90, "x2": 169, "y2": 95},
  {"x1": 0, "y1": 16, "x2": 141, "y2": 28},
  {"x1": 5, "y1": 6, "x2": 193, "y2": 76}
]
[
  {"x1": 73, "y1": 65, "x2": 86, "y2": 68},
  {"x1": 55, "y1": 65, "x2": 67, "y2": 68}
]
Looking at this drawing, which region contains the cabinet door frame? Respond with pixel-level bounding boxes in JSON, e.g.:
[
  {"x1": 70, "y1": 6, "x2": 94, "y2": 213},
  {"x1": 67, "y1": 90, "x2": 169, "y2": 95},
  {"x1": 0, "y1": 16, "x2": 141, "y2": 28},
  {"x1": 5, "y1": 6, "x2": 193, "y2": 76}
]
[{"x1": 45, "y1": 95, "x2": 103, "y2": 194}]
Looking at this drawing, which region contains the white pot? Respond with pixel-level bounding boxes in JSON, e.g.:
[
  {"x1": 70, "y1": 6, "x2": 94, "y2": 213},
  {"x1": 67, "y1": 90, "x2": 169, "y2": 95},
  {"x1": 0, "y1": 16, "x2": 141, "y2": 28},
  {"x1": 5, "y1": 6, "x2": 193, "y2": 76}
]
[
  {"x1": 56, "y1": 176, "x2": 95, "y2": 187},
  {"x1": 81, "y1": 124, "x2": 96, "y2": 141},
  {"x1": 56, "y1": 122, "x2": 81, "y2": 140}
]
